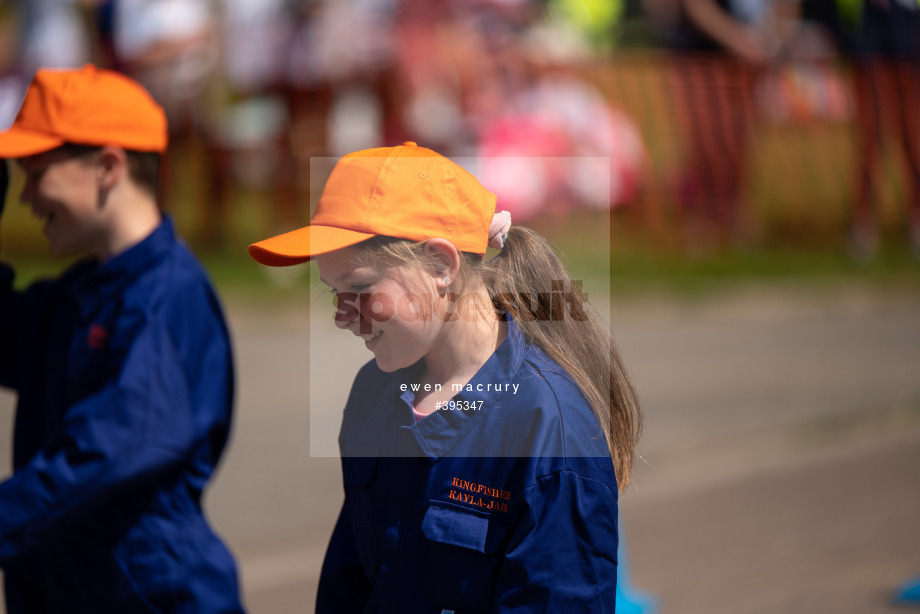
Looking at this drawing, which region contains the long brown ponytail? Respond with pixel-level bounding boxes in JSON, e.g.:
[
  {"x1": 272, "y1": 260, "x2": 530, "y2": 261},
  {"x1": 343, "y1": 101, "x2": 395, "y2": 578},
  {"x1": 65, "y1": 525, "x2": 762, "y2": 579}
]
[
  {"x1": 477, "y1": 227, "x2": 641, "y2": 489},
  {"x1": 355, "y1": 229, "x2": 642, "y2": 489}
]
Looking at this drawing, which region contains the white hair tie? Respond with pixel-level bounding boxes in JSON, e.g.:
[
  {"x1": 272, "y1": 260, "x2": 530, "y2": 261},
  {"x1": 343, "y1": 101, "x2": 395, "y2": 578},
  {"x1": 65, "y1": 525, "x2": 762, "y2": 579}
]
[{"x1": 488, "y1": 211, "x2": 512, "y2": 250}]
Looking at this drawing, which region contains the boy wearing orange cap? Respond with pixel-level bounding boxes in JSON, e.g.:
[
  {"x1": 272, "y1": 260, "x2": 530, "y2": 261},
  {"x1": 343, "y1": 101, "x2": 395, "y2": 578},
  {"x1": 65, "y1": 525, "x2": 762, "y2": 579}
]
[{"x1": 0, "y1": 65, "x2": 244, "y2": 613}]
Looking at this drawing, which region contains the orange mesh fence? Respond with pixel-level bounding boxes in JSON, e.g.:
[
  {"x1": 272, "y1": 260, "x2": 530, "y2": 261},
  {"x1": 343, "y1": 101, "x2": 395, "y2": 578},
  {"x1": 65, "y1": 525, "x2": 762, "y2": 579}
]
[{"x1": 580, "y1": 50, "x2": 919, "y2": 253}]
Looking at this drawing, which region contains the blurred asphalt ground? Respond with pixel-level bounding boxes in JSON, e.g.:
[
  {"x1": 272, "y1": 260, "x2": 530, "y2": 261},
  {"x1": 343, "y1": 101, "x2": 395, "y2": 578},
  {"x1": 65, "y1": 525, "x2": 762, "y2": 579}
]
[{"x1": 1, "y1": 281, "x2": 919, "y2": 613}]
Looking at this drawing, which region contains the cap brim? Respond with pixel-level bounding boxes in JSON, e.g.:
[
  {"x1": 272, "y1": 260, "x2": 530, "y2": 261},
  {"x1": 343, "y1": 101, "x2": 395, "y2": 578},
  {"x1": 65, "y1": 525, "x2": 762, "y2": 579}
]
[
  {"x1": 0, "y1": 126, "x2": 66, "y2": 158},
  {"x1": 248, "y1": 225, "x2": 377, "y2": 266}
]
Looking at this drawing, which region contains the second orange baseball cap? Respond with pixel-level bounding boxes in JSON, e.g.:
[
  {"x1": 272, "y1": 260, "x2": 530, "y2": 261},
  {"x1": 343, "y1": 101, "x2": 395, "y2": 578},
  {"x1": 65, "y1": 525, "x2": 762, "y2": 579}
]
[
  {"x1": 0, "y1": 64, "x2": 168, "y2": 158},
  {"x1": 249, "y1": 142, "x2": 497, "y2": 266}
]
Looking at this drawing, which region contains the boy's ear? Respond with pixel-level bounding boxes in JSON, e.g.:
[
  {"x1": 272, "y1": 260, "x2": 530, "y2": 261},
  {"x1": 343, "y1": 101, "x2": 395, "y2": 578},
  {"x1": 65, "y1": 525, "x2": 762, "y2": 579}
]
[{"x1": 96, "y1": 146, "x2": 127, "y2": 191}]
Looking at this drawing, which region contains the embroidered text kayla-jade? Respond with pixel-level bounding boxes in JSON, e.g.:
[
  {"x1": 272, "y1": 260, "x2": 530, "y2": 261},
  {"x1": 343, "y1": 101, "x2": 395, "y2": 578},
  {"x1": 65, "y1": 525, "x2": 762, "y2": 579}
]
[{"x1": 399, "y1": 382, "x2": 520, "y2": 394}]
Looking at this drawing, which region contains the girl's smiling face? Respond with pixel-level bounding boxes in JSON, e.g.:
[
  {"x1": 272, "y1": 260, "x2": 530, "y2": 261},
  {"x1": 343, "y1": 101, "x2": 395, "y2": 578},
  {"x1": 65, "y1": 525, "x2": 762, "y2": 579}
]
[{"x1": 316, "y1": 246, "x2": 444, "y2": 373}]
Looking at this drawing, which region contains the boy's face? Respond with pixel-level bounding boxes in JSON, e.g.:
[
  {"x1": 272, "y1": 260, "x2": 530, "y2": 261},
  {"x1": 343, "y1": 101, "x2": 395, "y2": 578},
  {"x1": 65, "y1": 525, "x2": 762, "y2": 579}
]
[{"x1": 17, "y1": 148, "x2": 107, "y2": 257}]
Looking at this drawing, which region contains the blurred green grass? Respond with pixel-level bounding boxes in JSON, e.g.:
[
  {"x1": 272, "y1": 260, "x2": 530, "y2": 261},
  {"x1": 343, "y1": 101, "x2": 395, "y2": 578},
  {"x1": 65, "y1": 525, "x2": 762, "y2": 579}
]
[
  {"x1": 3, "y1": 161, "x2": 918, "y2": 305},
  {"x1": 4, "y1": 193, "x2": 916, "y2": 305}
]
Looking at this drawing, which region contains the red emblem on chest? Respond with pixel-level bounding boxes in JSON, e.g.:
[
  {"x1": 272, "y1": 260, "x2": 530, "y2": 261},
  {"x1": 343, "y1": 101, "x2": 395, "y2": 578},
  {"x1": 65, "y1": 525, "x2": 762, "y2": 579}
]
[{"x1": 87, "y1": 324, "x2": 109, "y2": 350}]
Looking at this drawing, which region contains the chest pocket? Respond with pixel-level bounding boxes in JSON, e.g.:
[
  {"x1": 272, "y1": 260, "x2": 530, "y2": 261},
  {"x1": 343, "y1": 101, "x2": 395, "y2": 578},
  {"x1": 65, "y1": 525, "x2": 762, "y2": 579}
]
[
  {"x1": 422, "y1": 503, "x2": 509, "y2": 613},
  {"x1": 342, "y1": 444, "x2": 380, "y2": 580}
]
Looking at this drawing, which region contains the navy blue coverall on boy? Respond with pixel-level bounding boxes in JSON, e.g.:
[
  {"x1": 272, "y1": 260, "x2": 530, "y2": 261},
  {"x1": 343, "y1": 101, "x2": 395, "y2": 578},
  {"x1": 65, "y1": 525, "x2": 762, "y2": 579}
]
[
  {"x1": 317, "y1": 315, "x2": 620, "y2": 614},
  {"x1": 0, "y1": 217, "x2": 245, "y2": 613}
]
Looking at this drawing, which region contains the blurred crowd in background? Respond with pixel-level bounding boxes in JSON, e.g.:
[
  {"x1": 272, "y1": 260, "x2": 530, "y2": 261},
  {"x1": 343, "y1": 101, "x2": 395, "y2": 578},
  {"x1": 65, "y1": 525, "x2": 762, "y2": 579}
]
[{"x1": 0, "y1": 0, "x2": 918, "y2": 261}]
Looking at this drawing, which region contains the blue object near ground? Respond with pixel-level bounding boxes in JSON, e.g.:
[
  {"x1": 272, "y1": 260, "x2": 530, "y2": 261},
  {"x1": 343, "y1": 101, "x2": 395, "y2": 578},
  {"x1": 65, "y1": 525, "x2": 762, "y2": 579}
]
[
  {"x1": 894, "y1": 576, "x2": 920, "y2": 605},
  {"x1": 616, "y1": 533, "x2": 659, "y2": 614}
]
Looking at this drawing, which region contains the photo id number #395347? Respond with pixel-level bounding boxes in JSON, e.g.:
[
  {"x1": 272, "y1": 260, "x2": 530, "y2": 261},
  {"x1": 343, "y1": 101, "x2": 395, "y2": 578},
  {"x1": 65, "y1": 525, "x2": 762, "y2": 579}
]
[{"x1": 435, "y1": 399, "x2": 484, "y2": 411}]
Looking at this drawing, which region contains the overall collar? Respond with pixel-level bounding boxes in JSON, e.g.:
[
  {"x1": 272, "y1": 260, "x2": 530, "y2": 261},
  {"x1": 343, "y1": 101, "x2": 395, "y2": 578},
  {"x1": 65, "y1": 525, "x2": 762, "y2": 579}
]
[
  {"x1": 396, "y1": 314, "x2": 527, "y2": 461},
  {"x1": 70, "y1": 215, "x2": 174, "y2": 320}
]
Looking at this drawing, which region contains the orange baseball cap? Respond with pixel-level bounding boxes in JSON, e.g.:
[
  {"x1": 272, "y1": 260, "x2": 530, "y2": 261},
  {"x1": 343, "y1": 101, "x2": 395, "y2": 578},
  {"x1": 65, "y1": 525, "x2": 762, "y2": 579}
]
[
  {"x1": 249, "y1": 142, "x2": 497, "y2": 266},
  {"x1": 0, "y1": 64, "x2": 168, "y2": 158}
]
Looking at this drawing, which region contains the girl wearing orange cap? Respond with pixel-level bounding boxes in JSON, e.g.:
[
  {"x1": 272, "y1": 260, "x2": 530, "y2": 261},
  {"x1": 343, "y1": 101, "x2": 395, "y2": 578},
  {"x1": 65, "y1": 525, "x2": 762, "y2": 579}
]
[{"x1": 250, "y1": 141, "x2": 641, "y2": 613}]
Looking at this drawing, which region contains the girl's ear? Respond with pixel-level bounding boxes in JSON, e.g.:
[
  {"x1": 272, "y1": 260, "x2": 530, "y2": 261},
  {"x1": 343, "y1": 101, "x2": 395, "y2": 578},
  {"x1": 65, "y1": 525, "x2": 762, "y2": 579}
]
[{"x1": 423, "y1": 238, "x2": 461, "y2": 287}]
